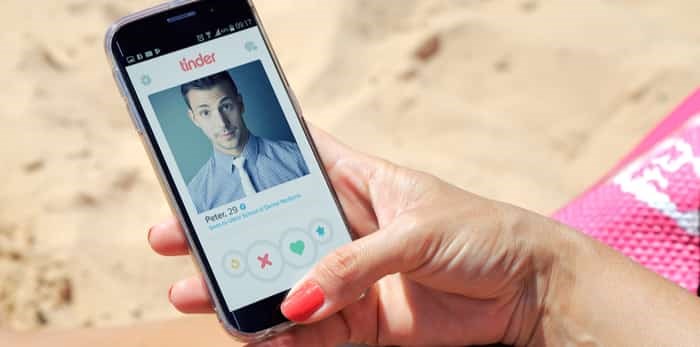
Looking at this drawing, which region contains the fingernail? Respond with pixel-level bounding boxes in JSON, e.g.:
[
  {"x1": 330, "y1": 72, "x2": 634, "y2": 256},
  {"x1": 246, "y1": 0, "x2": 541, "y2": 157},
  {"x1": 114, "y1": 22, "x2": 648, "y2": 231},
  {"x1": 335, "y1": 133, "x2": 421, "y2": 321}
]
[
  {"x1": 147, "y1": 226, "x2": 154, "y2": 242},
  {"x1": 281, "y1": 281, "x2": 325, "y2": 322}
]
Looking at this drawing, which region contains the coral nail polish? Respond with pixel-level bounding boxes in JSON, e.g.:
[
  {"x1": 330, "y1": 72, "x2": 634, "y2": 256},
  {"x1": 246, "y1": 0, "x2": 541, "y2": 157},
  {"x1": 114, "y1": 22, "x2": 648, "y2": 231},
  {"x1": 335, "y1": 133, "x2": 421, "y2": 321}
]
[{"x1": 281, "y1": 281, "x2": 325, "y2": 322}]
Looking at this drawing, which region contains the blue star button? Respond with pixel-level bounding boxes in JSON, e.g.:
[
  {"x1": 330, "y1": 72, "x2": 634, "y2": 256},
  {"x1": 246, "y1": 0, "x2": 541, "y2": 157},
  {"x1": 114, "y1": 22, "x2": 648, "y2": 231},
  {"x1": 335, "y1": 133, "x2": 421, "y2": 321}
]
[{"x1": 309, "y1": 220, "x2": 332, "y2": 244}]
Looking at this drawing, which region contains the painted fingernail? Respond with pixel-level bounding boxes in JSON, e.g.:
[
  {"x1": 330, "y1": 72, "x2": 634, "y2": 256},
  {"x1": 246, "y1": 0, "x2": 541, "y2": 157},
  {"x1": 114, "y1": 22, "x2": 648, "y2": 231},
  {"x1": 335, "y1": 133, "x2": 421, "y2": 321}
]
[{"x1": 281, "y1": 281, "x2": 325, "y2": 322}]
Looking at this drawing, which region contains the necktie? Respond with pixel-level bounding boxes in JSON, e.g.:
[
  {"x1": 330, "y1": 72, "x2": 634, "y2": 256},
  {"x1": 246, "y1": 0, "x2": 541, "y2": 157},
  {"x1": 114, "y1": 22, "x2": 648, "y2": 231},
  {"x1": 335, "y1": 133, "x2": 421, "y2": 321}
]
[{"x1": 232, "y1": 156, "x2": 256, "y2": 196}]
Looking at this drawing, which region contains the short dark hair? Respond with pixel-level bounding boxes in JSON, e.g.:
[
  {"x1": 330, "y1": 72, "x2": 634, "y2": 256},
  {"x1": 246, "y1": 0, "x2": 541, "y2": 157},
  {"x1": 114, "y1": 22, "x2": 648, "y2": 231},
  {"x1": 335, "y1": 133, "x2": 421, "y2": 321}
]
[{"x1": 180, "y1": 71, "x2": 239, "y2": 109}]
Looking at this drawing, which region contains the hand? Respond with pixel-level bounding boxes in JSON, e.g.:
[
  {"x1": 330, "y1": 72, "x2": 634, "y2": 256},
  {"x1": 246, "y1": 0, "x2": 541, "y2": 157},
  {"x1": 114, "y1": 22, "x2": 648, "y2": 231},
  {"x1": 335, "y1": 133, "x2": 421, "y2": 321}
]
[{"x1": 148, "y1": 125, "x2": 562, "y2": 346}]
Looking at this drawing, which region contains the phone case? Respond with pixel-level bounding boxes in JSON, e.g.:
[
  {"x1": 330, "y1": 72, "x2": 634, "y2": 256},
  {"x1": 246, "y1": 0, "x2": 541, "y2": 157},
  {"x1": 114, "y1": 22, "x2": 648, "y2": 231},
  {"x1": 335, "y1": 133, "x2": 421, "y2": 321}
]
[{"x1": 103, "y1": 0, "x2": 345, "y2": 342}]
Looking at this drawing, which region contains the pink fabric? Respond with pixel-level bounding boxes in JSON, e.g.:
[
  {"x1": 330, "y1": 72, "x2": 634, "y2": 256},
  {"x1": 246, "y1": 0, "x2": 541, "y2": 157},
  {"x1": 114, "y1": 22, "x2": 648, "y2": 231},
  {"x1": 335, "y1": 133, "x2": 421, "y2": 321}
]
[{"x1": 553, "y1": 89, "x2": 700, "y2": 292}]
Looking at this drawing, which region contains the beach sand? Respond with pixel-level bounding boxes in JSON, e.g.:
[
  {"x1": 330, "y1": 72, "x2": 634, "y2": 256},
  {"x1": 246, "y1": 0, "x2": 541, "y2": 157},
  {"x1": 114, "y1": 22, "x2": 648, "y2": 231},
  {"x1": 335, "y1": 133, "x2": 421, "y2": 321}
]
[{"x1": 1, "y1": 0, "x2": 699, "y2": 332}]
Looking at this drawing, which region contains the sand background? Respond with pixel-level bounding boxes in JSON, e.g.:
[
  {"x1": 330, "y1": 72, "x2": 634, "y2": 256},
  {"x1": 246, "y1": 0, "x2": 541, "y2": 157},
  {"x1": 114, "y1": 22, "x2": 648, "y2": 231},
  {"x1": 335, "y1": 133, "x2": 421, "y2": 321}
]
[{"x1": 1, "y1": 0, "x2": 699, "y2": 332}]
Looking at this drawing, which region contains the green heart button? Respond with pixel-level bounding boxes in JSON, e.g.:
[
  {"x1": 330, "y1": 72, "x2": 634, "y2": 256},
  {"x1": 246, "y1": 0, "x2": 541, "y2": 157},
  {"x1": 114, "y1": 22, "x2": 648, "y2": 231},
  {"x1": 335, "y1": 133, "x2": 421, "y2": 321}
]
[{"x1": 290, "y1": 240, "x2": 305, "y2": 255}]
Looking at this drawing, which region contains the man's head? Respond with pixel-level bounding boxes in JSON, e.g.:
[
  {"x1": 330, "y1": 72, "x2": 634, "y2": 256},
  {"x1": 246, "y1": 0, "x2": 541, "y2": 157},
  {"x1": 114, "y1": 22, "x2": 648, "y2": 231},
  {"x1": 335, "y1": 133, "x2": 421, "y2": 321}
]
[{"x1": 181, "y1": 72, "x2": 249, "y2": 155}]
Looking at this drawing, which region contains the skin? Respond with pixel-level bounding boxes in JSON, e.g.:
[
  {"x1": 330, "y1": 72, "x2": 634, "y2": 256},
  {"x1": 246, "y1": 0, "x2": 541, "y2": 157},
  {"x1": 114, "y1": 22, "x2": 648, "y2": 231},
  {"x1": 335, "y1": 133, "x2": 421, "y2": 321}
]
[
  {"x1": 9, "y1": 124, "x2": 700, "y2": 346},
  {"x1": 185, "y1": 83, "x2": 249, "y2": 156}
]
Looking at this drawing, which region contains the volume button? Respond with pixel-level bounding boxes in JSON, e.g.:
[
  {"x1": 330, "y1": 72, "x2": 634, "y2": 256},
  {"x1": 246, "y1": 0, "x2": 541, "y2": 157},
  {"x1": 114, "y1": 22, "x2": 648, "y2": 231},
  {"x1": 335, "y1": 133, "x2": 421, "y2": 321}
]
[
  {"x1": 126, "y1": 101, "x2": 145, "y2": 135},
  {"x1": 113, "y1": 68, "x2": 145, "y2": 135},
  {"x1": 112, "y1": 69, "x2": 128, "y2": 99}
]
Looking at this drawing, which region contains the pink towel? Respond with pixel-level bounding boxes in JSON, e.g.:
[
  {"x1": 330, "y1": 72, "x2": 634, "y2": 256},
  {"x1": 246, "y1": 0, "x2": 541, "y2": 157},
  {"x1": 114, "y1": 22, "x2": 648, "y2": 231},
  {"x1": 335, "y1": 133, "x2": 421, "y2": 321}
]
[{"x1": 553, "y1": 89, "x2": 700, "y2": 293}]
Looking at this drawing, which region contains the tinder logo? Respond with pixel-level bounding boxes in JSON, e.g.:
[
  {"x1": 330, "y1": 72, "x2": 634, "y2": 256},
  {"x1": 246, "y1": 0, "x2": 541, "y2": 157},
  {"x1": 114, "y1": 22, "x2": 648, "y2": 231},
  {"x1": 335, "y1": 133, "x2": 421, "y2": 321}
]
[{"x1": 179, "y1": 53, "x2": 216, "y2": 72}]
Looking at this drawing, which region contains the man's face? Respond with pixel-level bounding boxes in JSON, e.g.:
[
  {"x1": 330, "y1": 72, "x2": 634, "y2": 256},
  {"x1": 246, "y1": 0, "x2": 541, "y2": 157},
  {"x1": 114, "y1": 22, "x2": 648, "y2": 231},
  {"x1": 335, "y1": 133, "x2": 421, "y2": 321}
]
[{"x1": 185, "y1": 83, "x2": 248, "y2": 154}]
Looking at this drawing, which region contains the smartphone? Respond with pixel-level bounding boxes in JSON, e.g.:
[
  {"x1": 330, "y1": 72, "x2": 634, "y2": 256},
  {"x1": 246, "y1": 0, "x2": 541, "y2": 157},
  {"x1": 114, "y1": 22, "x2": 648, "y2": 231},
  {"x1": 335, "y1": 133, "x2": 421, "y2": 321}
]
[{"x1": 105, "y1": 0, "x2": 353, "y2": 341}]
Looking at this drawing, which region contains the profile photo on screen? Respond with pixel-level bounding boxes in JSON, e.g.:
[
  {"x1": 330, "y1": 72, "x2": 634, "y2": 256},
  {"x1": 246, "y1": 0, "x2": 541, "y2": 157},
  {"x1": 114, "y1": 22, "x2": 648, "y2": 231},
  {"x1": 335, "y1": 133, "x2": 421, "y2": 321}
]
[{"x1": 149, "y1": 60, "x2": 309, "y2": 213}]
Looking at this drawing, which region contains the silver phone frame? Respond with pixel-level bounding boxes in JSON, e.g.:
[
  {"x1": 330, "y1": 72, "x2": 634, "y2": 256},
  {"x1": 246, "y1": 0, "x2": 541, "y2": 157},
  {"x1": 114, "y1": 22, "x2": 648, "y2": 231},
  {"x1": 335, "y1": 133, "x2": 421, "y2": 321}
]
[{"x1": 104, "y1": 0, "x2": 352, "y2": 342}]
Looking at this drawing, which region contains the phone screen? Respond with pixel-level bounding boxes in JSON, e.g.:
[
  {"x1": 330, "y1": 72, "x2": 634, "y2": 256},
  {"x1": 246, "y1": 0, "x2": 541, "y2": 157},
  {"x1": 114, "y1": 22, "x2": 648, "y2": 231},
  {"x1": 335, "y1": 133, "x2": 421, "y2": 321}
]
[{"x1": 109, "y1": 0, "x2": 352, "y2": 332}]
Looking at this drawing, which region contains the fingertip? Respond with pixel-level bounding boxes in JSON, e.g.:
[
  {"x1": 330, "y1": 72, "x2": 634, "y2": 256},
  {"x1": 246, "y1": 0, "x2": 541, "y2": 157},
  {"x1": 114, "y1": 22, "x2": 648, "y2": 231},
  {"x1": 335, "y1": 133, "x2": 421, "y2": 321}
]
[
  {"x1": 169, "y1": 276, "x2": 215, "y2": 314},
  {"x1": 281, "y1": 280, "x2": 326, "y2": 322},
  {"x1": 148, "y1": 218, "x2": 190, "y2": 256}
]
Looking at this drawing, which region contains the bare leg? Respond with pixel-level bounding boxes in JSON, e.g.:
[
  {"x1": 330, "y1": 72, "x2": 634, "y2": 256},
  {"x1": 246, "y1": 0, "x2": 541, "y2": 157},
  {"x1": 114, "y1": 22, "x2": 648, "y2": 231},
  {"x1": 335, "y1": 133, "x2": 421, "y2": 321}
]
[{"x1": 10, "y1": 316, "x2": 243, "y2": 347}]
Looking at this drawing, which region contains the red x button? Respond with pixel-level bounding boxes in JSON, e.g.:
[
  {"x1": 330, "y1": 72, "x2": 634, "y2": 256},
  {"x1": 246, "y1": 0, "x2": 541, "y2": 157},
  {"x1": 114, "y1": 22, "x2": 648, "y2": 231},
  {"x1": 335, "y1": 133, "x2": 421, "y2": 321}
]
[
  {"x1": 257, "y1": 253, "x2": 272, "y2": 269},
  {"x1": 247, "y1": 242, "x2": 283, "y2": 281}
]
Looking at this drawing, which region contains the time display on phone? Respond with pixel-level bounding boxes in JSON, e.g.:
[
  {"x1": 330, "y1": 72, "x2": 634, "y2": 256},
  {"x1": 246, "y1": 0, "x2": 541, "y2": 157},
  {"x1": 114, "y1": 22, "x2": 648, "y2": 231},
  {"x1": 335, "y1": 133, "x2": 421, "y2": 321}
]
[{"x1": 232, "y1": 18, "x2": 255, "y2": 31}]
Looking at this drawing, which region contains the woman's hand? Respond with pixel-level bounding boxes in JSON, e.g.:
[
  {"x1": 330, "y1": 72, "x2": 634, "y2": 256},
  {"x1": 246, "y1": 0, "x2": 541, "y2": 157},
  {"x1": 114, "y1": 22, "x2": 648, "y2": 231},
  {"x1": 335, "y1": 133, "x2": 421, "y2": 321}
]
[{"x1": 148, "y1": 125, "x2": 562, "y2": 346}]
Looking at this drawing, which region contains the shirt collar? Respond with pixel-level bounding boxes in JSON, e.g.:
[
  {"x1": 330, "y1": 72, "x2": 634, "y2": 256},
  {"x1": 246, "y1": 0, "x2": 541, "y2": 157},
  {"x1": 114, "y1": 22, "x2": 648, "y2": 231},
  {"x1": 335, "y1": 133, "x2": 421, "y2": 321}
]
[{"x1": 212, "y1": 134, "x2": 260, "y2": 172}]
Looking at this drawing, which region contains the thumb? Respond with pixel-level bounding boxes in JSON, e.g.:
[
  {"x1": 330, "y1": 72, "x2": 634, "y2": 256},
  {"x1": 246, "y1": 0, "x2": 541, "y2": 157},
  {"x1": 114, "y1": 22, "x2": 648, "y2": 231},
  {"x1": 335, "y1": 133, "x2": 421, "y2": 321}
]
[{"x1": 280, "y1": 224, "x2": 420, "y2": 323}]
